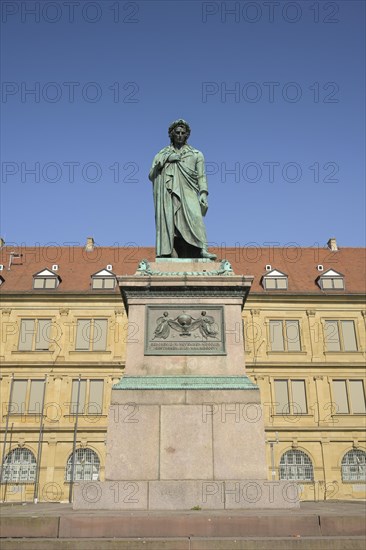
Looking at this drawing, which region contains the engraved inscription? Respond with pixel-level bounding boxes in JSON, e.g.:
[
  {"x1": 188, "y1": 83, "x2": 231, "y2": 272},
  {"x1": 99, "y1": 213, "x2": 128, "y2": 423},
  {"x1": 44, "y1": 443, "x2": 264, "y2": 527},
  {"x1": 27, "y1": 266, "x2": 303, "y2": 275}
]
[{"x1": 145, "y1": 306, "x2": 226, "y2": 356}]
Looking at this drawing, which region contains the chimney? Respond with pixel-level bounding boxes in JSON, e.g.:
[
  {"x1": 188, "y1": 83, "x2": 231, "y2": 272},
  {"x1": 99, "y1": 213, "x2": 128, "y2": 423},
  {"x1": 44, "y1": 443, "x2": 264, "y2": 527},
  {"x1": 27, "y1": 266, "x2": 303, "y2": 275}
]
[
  {"x1": 0, "y1": 237, "x2": 4, "y2": 248},
  {"x1": 327, "y1": 237, "x2": 338, "y2": 252},
  {"x1": 85, "y1": 237, "x2": 95, "y2": 252}
]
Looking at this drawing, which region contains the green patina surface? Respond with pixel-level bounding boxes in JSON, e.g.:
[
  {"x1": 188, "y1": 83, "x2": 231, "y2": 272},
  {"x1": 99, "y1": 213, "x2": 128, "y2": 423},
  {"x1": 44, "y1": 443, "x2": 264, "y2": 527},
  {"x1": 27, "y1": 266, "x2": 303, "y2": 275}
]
[{"x1": 112, "y1": 375, "x2": 259, "y2": 390}]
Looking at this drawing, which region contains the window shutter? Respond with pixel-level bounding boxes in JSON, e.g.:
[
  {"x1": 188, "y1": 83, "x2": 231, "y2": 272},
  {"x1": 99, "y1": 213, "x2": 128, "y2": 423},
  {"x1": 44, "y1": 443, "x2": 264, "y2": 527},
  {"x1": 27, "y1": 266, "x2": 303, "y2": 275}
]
[
  {"x1": 269, "y1": 321, "x2": 284, "y2": 351},
  {"x1": 28, "y1": 380, "x2": 44, "y2": 413},
  {"x1": 45, "y1": 278, "x2": 57, "y2": 289},
  {"x1": 89, "y1": 380, "x2": 104, "y2": 414},
  {"x1": 277, "y1": 278, "x2": 287, "y2": 289},
  {"x1": 291, "y1": 380, "x2": 307, "y2": 414},
  {"x1": 71, "y1": 379, "x2": 87, "y2": 414},
  {"x1": 274, "y1": 380, "x2": 289, "y2": 414},
  {"x1": 341, "y1": 321, "x2": 357, "y2": 351},
  {"x1": 265, "y1": 278, "x2": 276, "y2": 289},
  {"x1": 92, "y1": 319, "x2": 108, "y2": 351},
  {"x1": 11, "y1": 380, "x2": 28, "y2": 414},
  {"x1": 286, "y1": 321, "x2": 301, "y2": 351},
  {"x1": 76, "y1": 320, "x2": 91, "y2": 350},
  {"x1": 333, "y1": 278, "x2": 344, "y2": 289},
  {"x1": 103, "y1": 278, "x2": 115, "y2": 289},
  {"x1": 324, "y1": 321, "x2": 340, "y2": 351},
  {"x1": 333, "y1": 380, "x2": 349, "y2": 413},
  {"x1": 92, "y1": 278, "x2": 103, "y2": 289},
  {"x1": 19, "y1": 320, "x2": 35, "y2": 351},
  {"x1": 349, "y1": 381, "x2": 366, "y2": 414},
  {"x1": 36, "y1": 319, "x2": 51, "y2": 350}
]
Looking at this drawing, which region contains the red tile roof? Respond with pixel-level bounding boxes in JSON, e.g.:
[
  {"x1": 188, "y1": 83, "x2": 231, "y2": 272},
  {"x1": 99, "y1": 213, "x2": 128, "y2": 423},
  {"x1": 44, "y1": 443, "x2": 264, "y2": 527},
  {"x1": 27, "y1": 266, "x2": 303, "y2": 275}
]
[{"x1": 0, "y1": 246, "x2": 365, "y2": 294}]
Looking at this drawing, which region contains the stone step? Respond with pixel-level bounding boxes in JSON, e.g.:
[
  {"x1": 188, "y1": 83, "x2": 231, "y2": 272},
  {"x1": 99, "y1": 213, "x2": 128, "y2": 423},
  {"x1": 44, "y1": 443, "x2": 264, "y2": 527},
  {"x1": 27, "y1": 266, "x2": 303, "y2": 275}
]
[
  {"x1": 1, "y1": 536, "x2": 366, "y2": 550},
  {"x1": 2, "y1": 513, "x2": 366, "y2": 538}
]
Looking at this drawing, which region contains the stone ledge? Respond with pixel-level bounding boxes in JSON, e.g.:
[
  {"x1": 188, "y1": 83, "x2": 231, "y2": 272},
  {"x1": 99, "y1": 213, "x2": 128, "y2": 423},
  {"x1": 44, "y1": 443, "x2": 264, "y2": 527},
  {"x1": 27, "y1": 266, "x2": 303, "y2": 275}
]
[
  {"x1": 2, "y1": 537, "x2": 366, "y2": 550},
  {"x1": 112, "y1": 375, "x2": 259, "y2": 391},
  {"x1": 110, "y1": 388, "x2": 261, "y2": 405}
]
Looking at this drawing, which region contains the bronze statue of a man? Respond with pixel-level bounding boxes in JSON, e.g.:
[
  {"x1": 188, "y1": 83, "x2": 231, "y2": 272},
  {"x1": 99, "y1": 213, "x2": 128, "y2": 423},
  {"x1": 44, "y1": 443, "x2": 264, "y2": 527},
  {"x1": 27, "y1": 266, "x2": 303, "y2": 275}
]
[{"x1": 148, "y1": 119, "x2": 217, "y2": 259}]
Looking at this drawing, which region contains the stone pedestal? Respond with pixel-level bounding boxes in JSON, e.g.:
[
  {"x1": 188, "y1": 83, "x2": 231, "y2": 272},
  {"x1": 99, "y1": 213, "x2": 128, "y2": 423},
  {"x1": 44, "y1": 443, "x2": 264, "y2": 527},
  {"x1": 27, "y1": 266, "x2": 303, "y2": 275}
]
[{"x1": 73, "y1": 260, "x2": 299, "y2": 510}]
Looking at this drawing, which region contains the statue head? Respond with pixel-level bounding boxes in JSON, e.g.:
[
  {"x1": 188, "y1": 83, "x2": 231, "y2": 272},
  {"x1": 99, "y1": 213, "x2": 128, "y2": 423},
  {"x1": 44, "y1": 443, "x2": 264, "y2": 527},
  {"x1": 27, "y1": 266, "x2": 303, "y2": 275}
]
[{"x1": 168, "y1": 119, "x2": 191, "y2": 146}]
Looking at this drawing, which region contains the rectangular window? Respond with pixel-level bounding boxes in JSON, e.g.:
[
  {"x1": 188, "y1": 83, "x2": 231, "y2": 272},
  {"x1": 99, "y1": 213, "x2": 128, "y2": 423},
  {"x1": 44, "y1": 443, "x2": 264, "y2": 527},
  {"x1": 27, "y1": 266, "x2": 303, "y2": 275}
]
[
  {"x1": 75, "y1": 319, "x2": 108, "y2": 351},
  {"x1": 274, "y1": 379, "x2": 307, "y2": 415},
  {"x1": 333, "y1": 380, "x2": 366, "y2": 414},
  {"x1": 92, "y1": 277, "x2": 115, "y2": 289},
  {"x1": 33, "y1": 277, "x2": 57, "y2": 289},
  {"x1": 269, "y1": 320, "x2": 301, "y2": 352},
  {"x1": 321, "y1": 277, "x2": 344, "y2": 290},
  {"x1": 18, "y1": 319, "x2": 52, "y2": 351},
  {"x1": 70, "y1": 379, "x2": 104, "y2": 415},
  {"x1": 10, "y1": 379, "x2": 45, "y2": 414},
  {"x1": 324, "y1": 320, "x2": 358, "y2": 352},
  {"x1": 264, "y1": 277, "x2": 288, "y2": 290}
]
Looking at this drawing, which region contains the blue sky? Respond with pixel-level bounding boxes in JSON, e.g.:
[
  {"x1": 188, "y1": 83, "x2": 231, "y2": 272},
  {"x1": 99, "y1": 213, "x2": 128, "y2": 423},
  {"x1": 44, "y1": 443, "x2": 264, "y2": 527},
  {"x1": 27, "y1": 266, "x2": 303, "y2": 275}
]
[{"x1": 1, "y1": 0, "x2": 365, "y2": 248}]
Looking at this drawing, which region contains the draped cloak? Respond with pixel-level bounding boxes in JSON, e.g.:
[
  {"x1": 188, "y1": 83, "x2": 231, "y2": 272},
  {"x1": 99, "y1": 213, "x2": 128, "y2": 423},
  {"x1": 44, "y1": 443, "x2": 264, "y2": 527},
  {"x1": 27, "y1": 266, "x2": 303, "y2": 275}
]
[{"x1": 148, "y1": 144, "x2": 209, "y2": 257}]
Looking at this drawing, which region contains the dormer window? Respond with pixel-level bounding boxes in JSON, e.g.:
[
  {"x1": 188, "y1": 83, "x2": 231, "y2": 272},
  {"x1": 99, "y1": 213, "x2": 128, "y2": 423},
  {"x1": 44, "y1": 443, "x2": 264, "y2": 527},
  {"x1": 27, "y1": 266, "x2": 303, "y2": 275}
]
[
  {"x1": 262, "y1": 269, "x2": 288, "y2": 290},
  {"x1": 33, "y1": 269, "x2": 60, "y2": 289},
  {"x1": 91, "y1": 269, "x2": 116, "y2": 290},
  {"x1": 318, "y1": 269, "x2": 345, "y2": 290}
]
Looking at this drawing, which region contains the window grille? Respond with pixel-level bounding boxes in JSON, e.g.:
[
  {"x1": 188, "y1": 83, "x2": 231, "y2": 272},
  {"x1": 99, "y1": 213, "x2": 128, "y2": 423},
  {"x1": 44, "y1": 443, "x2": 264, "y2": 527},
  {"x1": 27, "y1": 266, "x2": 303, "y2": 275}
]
[
  {"x1": 1, "y1": 448, "x2": 36, "y2": 483},
  {"x1": 279, "y1": 449, "x2": 314, "y2": 481},
  {"x1": 341, "y1": 450, "x2": 366, "y2": 482},
  {"x1": 65, "y1": 448, "x2": 100, "y2": 481}
]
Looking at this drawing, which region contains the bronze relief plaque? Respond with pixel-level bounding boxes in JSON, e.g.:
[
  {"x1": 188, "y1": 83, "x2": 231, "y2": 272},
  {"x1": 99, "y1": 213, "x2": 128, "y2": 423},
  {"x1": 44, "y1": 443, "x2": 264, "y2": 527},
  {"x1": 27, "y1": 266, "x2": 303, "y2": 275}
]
[{"x1": 145, "y1": 305, "x2": 226, "y2": 355}]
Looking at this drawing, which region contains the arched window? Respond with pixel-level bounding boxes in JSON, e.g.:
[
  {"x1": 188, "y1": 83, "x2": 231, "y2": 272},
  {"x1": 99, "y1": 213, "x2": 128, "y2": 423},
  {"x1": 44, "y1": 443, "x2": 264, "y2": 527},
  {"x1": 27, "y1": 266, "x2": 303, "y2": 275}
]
[
  {"x1": 279, "y1": 449, "x2": 314, "y2": 481},
  {"x1": 2, "y1": 448, "x2": 36, "y2": 483},
  {"x1": 341, "y1": 449, "x2": 366, "y2": 482},
  {"x1": 65, "y1": 448, "x2": 100, "y2": 481}
]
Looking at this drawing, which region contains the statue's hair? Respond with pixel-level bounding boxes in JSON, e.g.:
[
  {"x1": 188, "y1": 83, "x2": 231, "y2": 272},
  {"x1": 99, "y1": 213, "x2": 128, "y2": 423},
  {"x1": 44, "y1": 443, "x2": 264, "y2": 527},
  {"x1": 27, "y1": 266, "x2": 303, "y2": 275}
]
[{"x1": 168, "y1": 119, "x2": 191, "y2": 143}]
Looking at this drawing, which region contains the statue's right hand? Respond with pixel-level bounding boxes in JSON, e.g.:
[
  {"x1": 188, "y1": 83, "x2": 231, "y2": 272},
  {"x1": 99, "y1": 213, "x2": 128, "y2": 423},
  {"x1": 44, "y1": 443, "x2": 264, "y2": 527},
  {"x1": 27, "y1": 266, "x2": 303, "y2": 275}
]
[{"x1": 168, "y1": 153, "x2": 180, "y2": 162}]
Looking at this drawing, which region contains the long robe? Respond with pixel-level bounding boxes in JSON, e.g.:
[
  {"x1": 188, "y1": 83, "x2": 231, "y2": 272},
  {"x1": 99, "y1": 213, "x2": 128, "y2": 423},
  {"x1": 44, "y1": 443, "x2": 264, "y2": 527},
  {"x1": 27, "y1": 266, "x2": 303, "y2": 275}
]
[{"x1": 148, "y1": 144, "x2": 208, "y2": 257}]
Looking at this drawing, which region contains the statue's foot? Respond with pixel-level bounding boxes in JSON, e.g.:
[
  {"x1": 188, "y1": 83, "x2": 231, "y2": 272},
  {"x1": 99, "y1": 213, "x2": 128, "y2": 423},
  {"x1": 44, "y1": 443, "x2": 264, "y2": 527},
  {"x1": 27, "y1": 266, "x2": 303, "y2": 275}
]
[{"x1": 201, "y1": 249, "x2": 217, "y2": 260}]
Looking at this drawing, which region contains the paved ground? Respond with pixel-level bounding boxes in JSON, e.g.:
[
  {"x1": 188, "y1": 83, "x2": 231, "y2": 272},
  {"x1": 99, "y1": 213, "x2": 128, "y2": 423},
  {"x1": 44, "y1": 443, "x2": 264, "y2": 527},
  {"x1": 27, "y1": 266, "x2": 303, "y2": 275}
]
[{"x1": 1, "y1": 499, "x2": 365, "y2": 516}]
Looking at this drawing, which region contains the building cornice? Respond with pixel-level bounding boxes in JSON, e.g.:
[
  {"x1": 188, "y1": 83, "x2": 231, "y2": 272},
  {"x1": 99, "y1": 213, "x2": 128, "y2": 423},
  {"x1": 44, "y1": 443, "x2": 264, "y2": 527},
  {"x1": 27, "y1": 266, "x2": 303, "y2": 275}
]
[{"x1": 247, "y1": 293, "x2": 366, "y2": 305}]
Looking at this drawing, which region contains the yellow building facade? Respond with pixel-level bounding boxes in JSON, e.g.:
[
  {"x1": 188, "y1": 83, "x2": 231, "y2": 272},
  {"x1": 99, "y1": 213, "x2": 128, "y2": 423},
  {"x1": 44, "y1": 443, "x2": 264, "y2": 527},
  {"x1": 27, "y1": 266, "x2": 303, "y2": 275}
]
[{"x1": 0, "y1": 241, "x2": 365, "y2": 503}]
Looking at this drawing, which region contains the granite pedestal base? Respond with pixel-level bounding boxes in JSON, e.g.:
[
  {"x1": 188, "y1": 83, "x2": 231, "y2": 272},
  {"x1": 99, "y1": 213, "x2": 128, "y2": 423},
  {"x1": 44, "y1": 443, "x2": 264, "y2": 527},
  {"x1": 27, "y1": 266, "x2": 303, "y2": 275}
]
[
  {"x1": 74, "y1": 378, "x2": 299, "y2": 510},
  {"x1": 73, "y1": 479, "x2": 299, "y2": 510}
]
